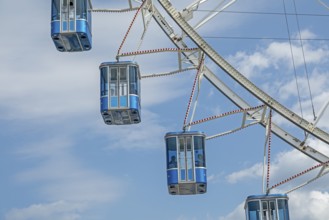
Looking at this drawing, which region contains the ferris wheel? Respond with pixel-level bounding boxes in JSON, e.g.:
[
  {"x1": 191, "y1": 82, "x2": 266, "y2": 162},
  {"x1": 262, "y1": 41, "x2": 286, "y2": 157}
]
[{"x1": 50, "y1": 0, "x2": 329, "y2": 219}]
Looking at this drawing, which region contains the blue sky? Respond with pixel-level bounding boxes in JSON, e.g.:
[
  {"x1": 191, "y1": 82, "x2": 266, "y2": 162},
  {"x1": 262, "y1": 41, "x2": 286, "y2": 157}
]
[{"x1": 1, "y1": 0, "x2": 329, "y2": 219}]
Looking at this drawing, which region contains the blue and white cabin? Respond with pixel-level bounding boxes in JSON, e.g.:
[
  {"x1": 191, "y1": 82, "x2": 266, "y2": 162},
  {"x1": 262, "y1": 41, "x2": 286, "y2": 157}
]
[
  {"x1": 245, "y1": 194, "x2": 290, "y2": 220},
  {"x1": 100, "y1": 61, "x2": 141, "y2": 125},
  {"x1": 51, "y1": 0, "x2": 92, "y2": 52},
  {"x1": 165, "y1": 131, "x2": 207, "y2": 195}
]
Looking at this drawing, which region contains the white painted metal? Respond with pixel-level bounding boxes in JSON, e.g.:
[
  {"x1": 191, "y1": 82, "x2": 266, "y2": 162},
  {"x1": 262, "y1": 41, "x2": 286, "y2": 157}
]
[
  {"x1": 91, "y1": 0, "x2": 329, "y2": 192},
  {"x1": 192, "y1": 0, "x2": 236, "y2": 31},
  {"x1": 318, "y1": 0, "x2": 329, "y2": 10},
  {"x1": 157, "y1": 0, "x2": 329, "y2": 146},
  {"x1": 148, "y1": 1, "x2": 329, "y2": 165}
]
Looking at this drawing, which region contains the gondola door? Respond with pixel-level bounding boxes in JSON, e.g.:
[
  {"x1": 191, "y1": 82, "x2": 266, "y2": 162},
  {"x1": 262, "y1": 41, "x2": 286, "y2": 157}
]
[
  {"x1": 119, "y1": 67, "x2": 128, "y2": 108},
  {"x1": 178, "y1": 136, "x2": 194, "y2": 182},
  {"x1": 109, "y1": 66, "x2": 128, "y2": 109},
  {"x1": 262, "y1": 201, "x2": 278, "y2": 220},
  {"x1": 61, "y1": 0, "x2": 75, "y2": 32}
]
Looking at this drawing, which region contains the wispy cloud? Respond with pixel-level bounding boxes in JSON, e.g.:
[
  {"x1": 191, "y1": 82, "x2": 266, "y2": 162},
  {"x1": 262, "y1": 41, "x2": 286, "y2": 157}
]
[
  {"x1": 97, "y1": 109, "x2": 170, "y2": 150},
  {"x1": 227, "y1": 29, "x2": 329, "y2": 79},
  {"x1": 226, "y1": 29, "x2": 329, "y2": 131},
  {"x1": 10, "y1": 137, "x2": 124, "y2": 219},
  {"x1": 5, "y1": 201, "x2": 85, "y2": 220},
  {"x1": 289, "y1": 190, "x2": 329, "y2": 220},
  {"x1": 225, "y1": 142, "x2": 328, "y2": 189},
  {"x1": 219, "y1": 190, "x2": 329, "y2": 220},
  {"x1": 219, "y1": 202, "x2": 245, "y2": 220},
  {"x1": 226, "y1": 163, "x2": 263, "y2": 184},
  {"x1": 225, "y1": 137, "x2": 329, "y2": 196}
]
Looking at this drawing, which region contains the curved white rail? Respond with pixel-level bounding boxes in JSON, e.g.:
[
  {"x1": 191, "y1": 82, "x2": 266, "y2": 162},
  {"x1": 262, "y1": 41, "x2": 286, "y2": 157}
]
[{"x1": 158, "y1": 0, "x2": 329, "y2": 145}]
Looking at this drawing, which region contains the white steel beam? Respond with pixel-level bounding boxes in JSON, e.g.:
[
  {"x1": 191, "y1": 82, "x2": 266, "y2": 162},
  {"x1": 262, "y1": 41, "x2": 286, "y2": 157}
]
[
  {"x1": 157, "y1": 0, "x2": 329, "y2": 146},
  {"x1": 193, "y1": 0, "x2": 236, "y2": 31},
  {"x1": 148, "y1": 1, "x2": 329, "y2": 163}
]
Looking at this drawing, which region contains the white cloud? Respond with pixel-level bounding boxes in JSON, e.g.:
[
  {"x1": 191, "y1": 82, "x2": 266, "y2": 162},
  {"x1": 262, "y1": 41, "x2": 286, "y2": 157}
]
[
  {"x1": 289, "y1": 190, "x2": 329, "y2": 220},
  {"x1": 0, "y1": 0, "x2": 187, "y2": 123},
  {"x1": 277, "y1": 71, "x2": 329, "y2": 101},
  {"x1": 222, "y1": 136, "x2": 329, "y2": 219},
  {"x1": 219, "y1": 190, "x2": 329, "y2": 220},
  {"x1": 219, "y1": 202, "x2": 245, "y2": 220},
  {"x1": 141, "y1": 75, "x2": 189, "y2": 108},
  {"x1": 226, "y1": 163, "x2": 263, "y2": 184},
  {"x1": 226, "y1": 29, "x2": 329, "y2": 133},
  {"x1": 227, "y1": 29, "x2": 329, "y2": 79},
  {"x1": 97, "y1": 109, "x2": 170, "y2": 150},
  {"x1": 225, "y1": 145, "x2": 327, "y2": 190},
  {"x1": 312, "y1": 92, "x2": 329, "y2": 131},
  {"x1": 264, "y1": 30, "x2": 329, "y2": 69},
  {"x1": 10, "y1": 137, "x2": 124, "y2": 218},
  {"x1": 0, "y1": 59, "x2": 99, "y2": 121},
  {"x1": 270, "y1": 84, "x2": 329, "y2": 130},
  {"x1": 227, "y1": 51, "x2": 270, "y2": 78},
  {"x1": 306, "y1": 138, "x2": 329, "y2": 164},
  {"x1": 297, "y1": 29, "x2": 317, "y2": 40},
  {"x1": 224, "y1": 135, "x2": 329, "y2": 190},
  {"x1": 2, "y1": 1, "x2": 329, "y2": 220},
  {"x1": 5, "y1": 201, "x2": 84, "y2": 220}
]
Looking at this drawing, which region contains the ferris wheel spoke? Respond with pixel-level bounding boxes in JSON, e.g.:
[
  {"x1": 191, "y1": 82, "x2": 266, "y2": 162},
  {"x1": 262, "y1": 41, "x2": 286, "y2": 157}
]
[
  {"x1": 147, "y1": 1, "x2": 329, "y2": 165},
  {"x1": 268, "y1": 160, "x2": 329, "y2": 193},
  {"x1": 317, "y1": 0, "x2": 329, "y2": 10},
  {"x1": 93, "y1": 0, "x2": 329, "y2": 197},
  {"x1": 157, "y1": 0, "x2": 329, "y2": 145},
  {"x1": 152, "y1": 0, "x2": 329, "y2": 195}
]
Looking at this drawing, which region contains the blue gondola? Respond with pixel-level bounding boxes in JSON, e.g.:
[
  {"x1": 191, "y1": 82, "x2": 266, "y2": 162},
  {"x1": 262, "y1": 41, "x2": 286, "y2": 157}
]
[
  {"x1": 51, "y1": 0, "x2": 92, "y2": 52},
  {"x1": 165, "y1": 131, "x2": 207, "y2": 195},
  {"x1": 245, "y1": 194, "x2": 290, "y2": 220},
  {"x1": 100, "y1": 61, "x2": 141, "y2": 125}
]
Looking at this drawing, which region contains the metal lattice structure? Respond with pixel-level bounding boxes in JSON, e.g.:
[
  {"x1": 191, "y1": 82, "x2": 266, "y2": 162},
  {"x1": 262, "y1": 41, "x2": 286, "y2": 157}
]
[{"x1": 92, "y1": 0, "x2": 329, "y2": 196}]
